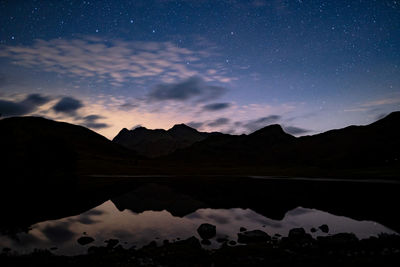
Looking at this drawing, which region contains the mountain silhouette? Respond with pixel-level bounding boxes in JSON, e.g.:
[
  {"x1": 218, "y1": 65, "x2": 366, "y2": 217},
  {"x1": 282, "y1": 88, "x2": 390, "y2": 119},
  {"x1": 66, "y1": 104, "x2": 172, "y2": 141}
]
[
  {"x1": 152, "y1": 112, "x2": 400, "y2": 176},
  {"x1": 112, "y1": 123, "x2": 219, "y2": 157},
  {"x1": 0, "y1": 116, "x2": 136, "y2": 178},
  {"x1": 1, "y1": 112, "x2": 399, "y2": 179}
]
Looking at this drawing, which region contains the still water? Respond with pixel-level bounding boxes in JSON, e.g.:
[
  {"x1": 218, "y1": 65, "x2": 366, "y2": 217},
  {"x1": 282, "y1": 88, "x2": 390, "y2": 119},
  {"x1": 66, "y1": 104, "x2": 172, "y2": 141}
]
[{"x1": 0, "y1": 200, "x2": 395, "y2": 255}]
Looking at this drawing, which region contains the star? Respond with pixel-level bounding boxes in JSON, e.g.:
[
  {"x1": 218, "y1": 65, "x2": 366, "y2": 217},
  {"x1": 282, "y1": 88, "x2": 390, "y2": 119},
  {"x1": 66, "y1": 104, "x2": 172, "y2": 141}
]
[{"x1": 130, "y1": 19, "x2": 134, "y2": 24}]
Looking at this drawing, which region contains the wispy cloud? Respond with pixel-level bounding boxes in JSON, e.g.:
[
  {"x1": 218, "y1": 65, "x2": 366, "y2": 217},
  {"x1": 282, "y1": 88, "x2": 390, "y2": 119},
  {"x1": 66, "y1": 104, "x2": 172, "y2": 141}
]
[
  {"x1": 241, "y1": 115, "x2": 281, "y2": 132},
  {"x1": 147, "y1": 76, "x2": 227, "y2": 102},
  {"x1": 360, "y1": 97, "x2": 400, "y2": 107},
  {"x1": 0, "y1": 37, "x2": 233, "y2": 86},
  {"x1": 283, "y1": 126, "x2": 310, "y2": 135},
  {"x1": 202, "y1": 102, "x2": 231, "y2": 111},
  {"x1": 81, "y1": 114, "x2": 109, "y2": 129},
  {"x1": 0, "y1": 94, "x2": 51, "y2": 116},
  {"x1": 207, "y1": 117, "x2": 230, "y2": 127}
]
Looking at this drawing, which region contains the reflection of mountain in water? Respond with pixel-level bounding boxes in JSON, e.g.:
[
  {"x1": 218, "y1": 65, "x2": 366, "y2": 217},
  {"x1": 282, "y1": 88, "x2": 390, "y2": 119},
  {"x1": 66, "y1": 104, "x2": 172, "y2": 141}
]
[
  {"x1": 111, "y1": 178, "x2": 400, "y2": 233},
  {"x1": 1, "y1": 200, "x2": 394, "y2": 256}
]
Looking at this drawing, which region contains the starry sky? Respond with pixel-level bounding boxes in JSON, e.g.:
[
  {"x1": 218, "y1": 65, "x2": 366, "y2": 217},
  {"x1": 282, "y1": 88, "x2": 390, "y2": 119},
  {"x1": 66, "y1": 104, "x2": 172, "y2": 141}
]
[{"x1": 0, "y1": 0, "x2": 399, "y2": 139}]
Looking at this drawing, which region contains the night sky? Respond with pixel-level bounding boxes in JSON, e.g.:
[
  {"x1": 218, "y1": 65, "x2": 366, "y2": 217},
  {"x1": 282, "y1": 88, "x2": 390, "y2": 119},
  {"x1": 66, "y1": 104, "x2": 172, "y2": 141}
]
[{"x1": 1, "y1": 0, "x2": 399, "y2": 139}]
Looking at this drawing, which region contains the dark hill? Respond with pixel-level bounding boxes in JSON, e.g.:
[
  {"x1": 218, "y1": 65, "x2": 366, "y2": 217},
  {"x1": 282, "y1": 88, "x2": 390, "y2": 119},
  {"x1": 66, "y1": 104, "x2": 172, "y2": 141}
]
[
  {"x1": 0, "y1": 116, "x2": 137, "y2": 177},
  {"x1": 0, "y1": 116, "x2": 139, "y2": 232},
  {"x1": 164, "y1": 124, "x2": 296, "y2": 164},
  {"x1": 112, "y1": 123, "x2": 215, "y2": 157},
  {"x1": 286, "y1": 111, "x2": 400, "y2": 168},
  {"x1": 159, "y1": 112, "x2": 400, "y2": 176}
]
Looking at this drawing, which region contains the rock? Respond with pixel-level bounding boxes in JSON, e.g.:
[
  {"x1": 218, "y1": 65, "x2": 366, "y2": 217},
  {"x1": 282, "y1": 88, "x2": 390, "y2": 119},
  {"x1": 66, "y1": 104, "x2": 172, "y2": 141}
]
[
  {"x1": 201, "y1": 239, "x2": 211, "y2": 246},
  {"x1": 317, "y1": 233, "x2": 359, "y2": 247},
  {"x1": 319, "y1": 224, "x2": 329, "y2": 233},
  {"x1": 217, "y1": 237, "x2": 229, "y2": 243},
  {"x1": 104, "y1": 238, "x2": 119, "y2": 248},
  {"x1": 310, "y1": 228, "x2": 317, "y2": 233},
  {"x1": 2, "y1": 247, "x2": 11, "y2": 253},
  {"x1": 143, "y1": 241, "x2": 157, "y2": 249},
  {"x1": 77, "y1": 236, "x2": 95, "y2": 245},
  {"x1": 238, "y1": 230, "x2": 271, "y2": 244},
  {"x1": 288, "y1": 228, "x2": 307, "y2": 239},
  {"x1": 240, "y1": 227, "x2": 247, "y2": 232},
  {"x1": 197, "y1": 223, "x2": 216, "y2": 240},
  {"x1": 173, "y1": 236, "x2": 202, "y2": 249}
]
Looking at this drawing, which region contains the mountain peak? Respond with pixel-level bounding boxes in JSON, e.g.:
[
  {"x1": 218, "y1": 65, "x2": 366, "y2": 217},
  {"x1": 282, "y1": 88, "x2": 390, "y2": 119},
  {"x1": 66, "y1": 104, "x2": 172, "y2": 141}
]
[
  {"x1": 250, "y1": 124, "x2": 286, "y2": 136},
  {"x1": 373, "y1": 111, "x2": 400, "y2": 125},
  {"x1": 169, "y1": 123, "x2": 193, "y2": 131}
]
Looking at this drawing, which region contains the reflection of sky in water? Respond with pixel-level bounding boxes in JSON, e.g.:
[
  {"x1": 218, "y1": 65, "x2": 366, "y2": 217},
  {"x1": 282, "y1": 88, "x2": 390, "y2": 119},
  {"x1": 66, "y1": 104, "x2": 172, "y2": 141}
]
[{"x1": 0, "y1": 201, "x2": 396, "y2": 255}]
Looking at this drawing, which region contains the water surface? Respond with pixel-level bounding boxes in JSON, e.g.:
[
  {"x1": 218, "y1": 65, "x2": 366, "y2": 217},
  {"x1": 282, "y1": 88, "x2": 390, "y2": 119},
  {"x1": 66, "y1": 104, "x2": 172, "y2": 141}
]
[{"x1": 0, "y1": 200, "x2": 395, "y2": 255}]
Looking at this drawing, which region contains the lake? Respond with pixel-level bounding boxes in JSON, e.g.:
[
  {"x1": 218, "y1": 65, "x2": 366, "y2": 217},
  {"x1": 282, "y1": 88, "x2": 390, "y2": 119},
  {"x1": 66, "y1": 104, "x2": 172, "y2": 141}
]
[{"x1": 1, "y1": 176, "x2": 399, "y2": 255}]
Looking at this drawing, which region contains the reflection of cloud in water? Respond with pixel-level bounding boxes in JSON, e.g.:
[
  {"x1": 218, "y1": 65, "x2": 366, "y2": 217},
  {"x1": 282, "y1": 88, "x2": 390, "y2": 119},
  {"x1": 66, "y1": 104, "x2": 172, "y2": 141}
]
[
  {"x1": 185, "y1": 212, "x2": 202, "y2": 219},
  {"x1": 237, "y1": 209, "x2": 282, "y2": 228},
  {"x1": 1, "y1": 202, "x2": 396, "y2": 256},
  {"x1": 41, "y1": 223, "x2": 75, "y2": 243},
  {"x1": 206, "y1": 213, "x2": 230, "y2": 224},
  {"x1": 286, "y1": 207, "x2": 314, "y2": 216},
  {"x1": 83, "y1": 209, "x2": 105, "y2": 216},
  {"x1": 76, "y1": 215, "x2": 99, "y2": 225},
  {"x1": 234, "y1": 215, "x2": 243, "y2": 221}
]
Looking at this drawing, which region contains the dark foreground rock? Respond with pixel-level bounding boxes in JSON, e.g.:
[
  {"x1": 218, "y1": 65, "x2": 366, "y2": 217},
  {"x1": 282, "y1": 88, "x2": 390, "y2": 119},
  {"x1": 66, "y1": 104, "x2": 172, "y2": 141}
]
[
  {"x1": 237, "y1": 230, "x2": 271, "y2": 244},
  {"x1": 197, "y1": 223, "x2": 216, "y2": 240},
  {"x1": 76, "y1": 236, "x2": 95, "y2": 246},
  {"x1": 319, "y1": 224, "x2": 329, "y2": 233},
  {"x1": 1, "y1": 234, "x2": 400, "y2": 266}
]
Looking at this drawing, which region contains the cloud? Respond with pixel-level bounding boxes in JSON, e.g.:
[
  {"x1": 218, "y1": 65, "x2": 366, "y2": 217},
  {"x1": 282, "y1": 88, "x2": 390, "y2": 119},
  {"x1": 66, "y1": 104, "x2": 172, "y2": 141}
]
[
  {"x1": 242, "y1": 115, "x2": 281, "y2": 132},
  {"x1": 202, "y1": 102, "x2": 231, "y2": 111},
  {"x1": 23, "y1": 93, "x2": 51, "y2": 106},
  {"x1": 147, "y1": 76, "x2": 227, "y2": 102},
  {"x1": 0, "y1": 93, "x2": 51, "y2": 117},
  {"x1": 81, "y1": 114, "x2": 109, "y2": 129},
  {"x1": 119, "y1": 102, "x2": 139, "y2": 110},
  {"x1": 41, "y1": 223, "x2": 75, "y2": 243},
  {"x1": 284, "y1": 126, "x2": 310, "y2": 135},
  {"x1": 53, "y1": 96, "x2": 83, "y2": 114},
  {"x1": 360, "y1": 97, "x2": 400, "y2": 107},
  {"x1": 187, "y1": 121, "x2": 204, "y2": 129},
  {"x1": 207, "y1": 117, "x2": 230, "y2": 127},
  {"x1": 0, "y1": 37, "x2": 233, "y2": 86}
]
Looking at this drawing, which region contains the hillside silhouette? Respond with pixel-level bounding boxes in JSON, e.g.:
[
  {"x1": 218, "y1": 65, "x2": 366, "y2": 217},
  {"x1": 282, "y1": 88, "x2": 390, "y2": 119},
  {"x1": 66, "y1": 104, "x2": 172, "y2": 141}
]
[
  {"x1": 113, "y1": 123, "x2": 220, "y2": 157},
  {"x1": 0, "y1": 112, "x2": 399, "y2": 178},
  {"x1": 157, "y1": 112, "x2": 400, "y2": 175}
]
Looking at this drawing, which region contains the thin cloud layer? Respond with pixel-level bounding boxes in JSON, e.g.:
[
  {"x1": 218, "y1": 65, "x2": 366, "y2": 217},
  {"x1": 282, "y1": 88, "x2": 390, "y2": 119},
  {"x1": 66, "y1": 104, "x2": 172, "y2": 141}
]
[
  {"x1": 202, "y1": 102, "x2": 231, "y2": 111},
  {"x1": 0, "y1": 37, "x2": 232, "y2": 86},
  {"x1": 148, "y1": 76, "x2": 227, "y2": 102},
  {"x1": 284, "y1": 126, "x2": 310, "y2": 135},
  {"x1": 81, "y1": 114, "x2": 109, "y2": 129},
  {"x1": 207, "y1": 117, "x2": 230, "y2": 127},
  {"x1": 242, "y1": 115, "x2": 281, "y2": 132},
  {"x1": 187, "y1": 121, "x2": 204, "y2": 129}
]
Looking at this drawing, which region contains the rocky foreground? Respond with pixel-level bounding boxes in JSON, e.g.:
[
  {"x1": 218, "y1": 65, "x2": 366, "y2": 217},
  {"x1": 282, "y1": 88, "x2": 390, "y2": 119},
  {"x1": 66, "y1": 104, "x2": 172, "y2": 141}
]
[{"x1": 1, "y1": 226, "x2": 399, "y2": 266}]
